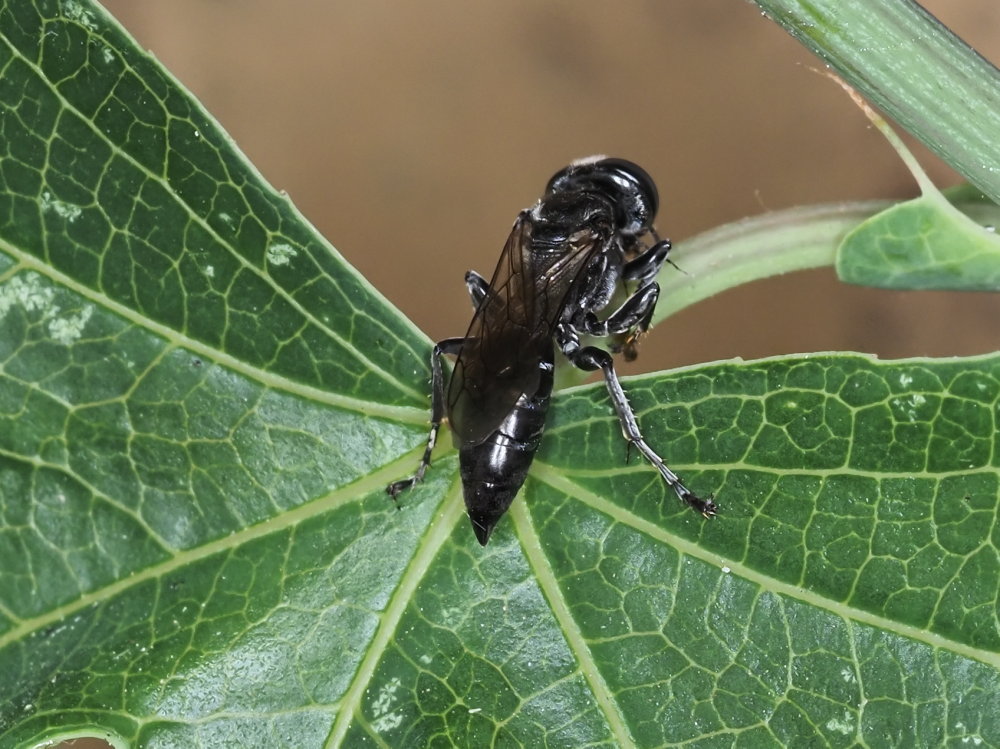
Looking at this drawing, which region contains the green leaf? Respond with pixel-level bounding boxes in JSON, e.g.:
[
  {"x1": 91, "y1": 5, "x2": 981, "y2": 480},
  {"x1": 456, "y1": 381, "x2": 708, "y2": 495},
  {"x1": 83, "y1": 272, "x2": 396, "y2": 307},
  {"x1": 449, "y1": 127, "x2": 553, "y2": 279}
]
[
  {"x1": 836, "y1": 196, "x2": 1000, "y2": 289},
  {"x1": 2, "y1": 3, "x2": 1000, "y2": 749},
  {"x1": 828, "y1": 79, "x2": 1000, "y2": 290}
]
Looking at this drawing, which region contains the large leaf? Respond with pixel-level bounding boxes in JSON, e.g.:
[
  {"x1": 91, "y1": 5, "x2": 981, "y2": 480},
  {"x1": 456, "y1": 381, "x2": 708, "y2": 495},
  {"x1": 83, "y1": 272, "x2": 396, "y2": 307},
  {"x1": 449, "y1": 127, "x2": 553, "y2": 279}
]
[{"x1": 2, "y1": 3, "x2": 999, "y2": 748}]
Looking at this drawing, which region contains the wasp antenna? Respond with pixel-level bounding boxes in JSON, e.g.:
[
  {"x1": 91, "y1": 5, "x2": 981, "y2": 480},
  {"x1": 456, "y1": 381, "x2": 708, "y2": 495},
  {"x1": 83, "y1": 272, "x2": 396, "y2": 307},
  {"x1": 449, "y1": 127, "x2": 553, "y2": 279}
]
[{"x1": 666, "y1": 256, "x2": 691, "y2": 277}]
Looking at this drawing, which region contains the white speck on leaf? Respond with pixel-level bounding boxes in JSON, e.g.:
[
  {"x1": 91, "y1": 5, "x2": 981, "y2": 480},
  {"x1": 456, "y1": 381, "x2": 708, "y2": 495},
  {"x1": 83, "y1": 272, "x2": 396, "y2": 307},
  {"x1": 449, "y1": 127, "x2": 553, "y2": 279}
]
[
  {"x1": 63, "y1": 0, "x2": 98, "y2": 29},
  {"x1": 0, "y1": 273, "x2": 92, "y2": 345},
  {"x1": 825, "y1": 714, "x2": 853, "y2": 735},
  {"x1": 0, "y1": 273, "x2": 55, "y2": 319},
  {"x1": 892, "y1": 393, "x2": 926, "y2": 421},
  {"x1": 49, "y1": 305, "x2": 93, "y2": 344},
  {"x1": 267, "y1": 242, "x2": 297, "y2": 267},
  {"x1": 41, "y1": 191, "x2": 83, "y2": 221},
  {"x1": 371, "y1": 676, "x2": 403, "y2": 733},
  {"x1": 441, "y1": 606, "x2": 463, "y2": 627}
]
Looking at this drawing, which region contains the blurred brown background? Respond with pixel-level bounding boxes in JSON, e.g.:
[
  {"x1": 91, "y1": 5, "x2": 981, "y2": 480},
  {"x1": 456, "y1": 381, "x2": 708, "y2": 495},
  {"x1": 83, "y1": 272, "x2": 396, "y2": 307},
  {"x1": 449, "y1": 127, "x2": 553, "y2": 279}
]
[{"x1": 100, "y1": 0, "x2": 1000, "y2": 372}]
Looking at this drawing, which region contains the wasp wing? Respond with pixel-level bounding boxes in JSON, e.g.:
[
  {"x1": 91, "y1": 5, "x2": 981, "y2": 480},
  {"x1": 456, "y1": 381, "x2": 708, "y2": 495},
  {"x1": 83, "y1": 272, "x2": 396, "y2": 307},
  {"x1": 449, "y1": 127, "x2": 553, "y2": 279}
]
[{"x1": 448, "y1": 212, "x2": 604, "y2": 446}]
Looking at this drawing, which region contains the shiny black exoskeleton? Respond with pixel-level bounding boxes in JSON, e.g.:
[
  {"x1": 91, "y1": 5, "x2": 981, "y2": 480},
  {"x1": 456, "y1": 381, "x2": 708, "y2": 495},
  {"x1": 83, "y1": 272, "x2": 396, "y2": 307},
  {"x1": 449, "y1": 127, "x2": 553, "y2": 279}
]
[{"x1": 387, "y1": 156, "x2": 716, "y2": 545}]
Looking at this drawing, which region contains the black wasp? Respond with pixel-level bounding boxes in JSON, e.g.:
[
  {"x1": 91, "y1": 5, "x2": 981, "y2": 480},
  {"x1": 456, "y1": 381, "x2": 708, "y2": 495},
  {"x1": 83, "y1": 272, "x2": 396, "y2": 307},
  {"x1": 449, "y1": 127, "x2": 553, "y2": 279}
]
[{"x1": 388, "y1": 156, "x2": 716, "y2": 545}]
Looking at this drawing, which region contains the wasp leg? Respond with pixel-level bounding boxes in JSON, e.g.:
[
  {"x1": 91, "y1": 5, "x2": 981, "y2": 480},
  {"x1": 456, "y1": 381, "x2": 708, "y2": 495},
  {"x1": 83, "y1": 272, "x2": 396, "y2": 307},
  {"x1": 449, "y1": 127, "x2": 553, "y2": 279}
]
[
  {"x1": 580, "y1": 281, "x2": 659, "y2": 337},
  {"x1": 387, "y1": 337, "x2": 465, "y2": 498},
  {"x1": 581, "y1": 281, "x2": 659, "y2": 362},
  {"x1": 554, "y1": 324, "x2": 717, "y2": 517},
  {"x1": 464, "y1": 270, "x2": 489, "y2": 310},
  {"x1": 623, "y1": 238, "x2": 672, "y2": 282}
]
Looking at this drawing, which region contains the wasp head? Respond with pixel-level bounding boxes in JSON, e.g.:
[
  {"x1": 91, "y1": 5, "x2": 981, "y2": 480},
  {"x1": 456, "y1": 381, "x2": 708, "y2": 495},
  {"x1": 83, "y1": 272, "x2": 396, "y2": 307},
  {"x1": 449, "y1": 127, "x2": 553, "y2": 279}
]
[{"x1": 544, "y1": 156, "x2": 659, "y2": 237}]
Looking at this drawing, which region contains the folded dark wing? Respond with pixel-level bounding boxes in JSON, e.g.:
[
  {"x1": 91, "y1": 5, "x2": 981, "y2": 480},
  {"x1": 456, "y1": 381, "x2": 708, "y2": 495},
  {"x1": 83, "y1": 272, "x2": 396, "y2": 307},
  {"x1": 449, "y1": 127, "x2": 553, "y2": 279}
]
[{"x1": 448, "y1": 212, "x2": 604, "y2": 446}]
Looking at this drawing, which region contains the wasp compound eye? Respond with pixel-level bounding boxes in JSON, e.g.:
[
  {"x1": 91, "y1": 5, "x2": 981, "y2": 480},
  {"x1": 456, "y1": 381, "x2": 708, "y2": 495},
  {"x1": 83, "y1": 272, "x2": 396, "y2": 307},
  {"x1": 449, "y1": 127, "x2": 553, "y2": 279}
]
[{"x1": 596, "y1": 157, "x2": 659, "y2": 227}]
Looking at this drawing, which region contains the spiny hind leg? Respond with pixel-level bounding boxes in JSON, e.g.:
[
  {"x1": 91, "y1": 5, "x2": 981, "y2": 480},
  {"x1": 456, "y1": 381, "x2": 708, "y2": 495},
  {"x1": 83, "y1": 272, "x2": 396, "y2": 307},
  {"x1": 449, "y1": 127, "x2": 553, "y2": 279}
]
[
  {"x1": 554, "y1": 324, "x2": 716, "y2": 516},
  {"x1": 386, "y1": 337, "x2": 465, "y2": 498}
]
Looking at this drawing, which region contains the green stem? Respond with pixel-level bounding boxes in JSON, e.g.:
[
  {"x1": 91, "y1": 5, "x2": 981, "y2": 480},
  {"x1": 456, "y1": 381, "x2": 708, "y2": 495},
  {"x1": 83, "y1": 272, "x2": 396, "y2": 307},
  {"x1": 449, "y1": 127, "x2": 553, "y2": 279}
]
[
  {"x1": 751, "y1": 0, "x2": 1000, "y2": 204},
  {"x1": 656, "y1": 201, "x2": 889, "y2": 321}
]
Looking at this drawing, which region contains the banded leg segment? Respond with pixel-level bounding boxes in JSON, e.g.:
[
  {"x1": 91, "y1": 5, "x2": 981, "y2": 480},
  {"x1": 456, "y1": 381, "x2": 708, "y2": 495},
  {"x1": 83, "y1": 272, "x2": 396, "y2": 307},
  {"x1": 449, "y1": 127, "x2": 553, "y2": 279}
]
[
  {"x1": 386, "y1": 337, "x2": 465, "y2": 497},
  {"x1": 555, "y1": 323, "x2": 716, "y2": 517}
]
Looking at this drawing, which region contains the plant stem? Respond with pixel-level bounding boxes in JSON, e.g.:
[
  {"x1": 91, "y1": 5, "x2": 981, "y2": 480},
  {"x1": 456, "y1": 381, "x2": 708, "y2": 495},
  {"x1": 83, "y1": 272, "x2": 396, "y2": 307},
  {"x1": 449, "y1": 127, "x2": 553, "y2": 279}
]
[
  {"x1": 657, "y1": 201, "x2": 888, "y2": 320},
  {"x1": 751, "y1": 0, "x2": 1000, "y2": 204}
]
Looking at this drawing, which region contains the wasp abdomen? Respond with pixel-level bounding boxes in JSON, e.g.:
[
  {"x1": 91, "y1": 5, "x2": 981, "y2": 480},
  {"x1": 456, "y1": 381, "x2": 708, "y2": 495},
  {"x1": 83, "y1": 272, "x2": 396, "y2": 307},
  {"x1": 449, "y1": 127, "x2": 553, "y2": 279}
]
[{"x1": 459, "y1": 359, "x2": 553, "y2": 545}]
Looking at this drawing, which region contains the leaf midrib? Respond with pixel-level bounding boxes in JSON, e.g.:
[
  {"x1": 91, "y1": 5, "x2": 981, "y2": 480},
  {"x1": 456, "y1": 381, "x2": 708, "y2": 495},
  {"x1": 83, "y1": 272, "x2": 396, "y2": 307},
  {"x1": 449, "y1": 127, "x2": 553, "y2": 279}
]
[
  {"x1": 0, "y1": 449, "x2": 434, "y2": 651},
  {"x1": 325, "y1": 476, "x2": 466, "y2": 748},
  {"x1": 512, "y1": 499, "x2": 639, "y2": 748}
]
